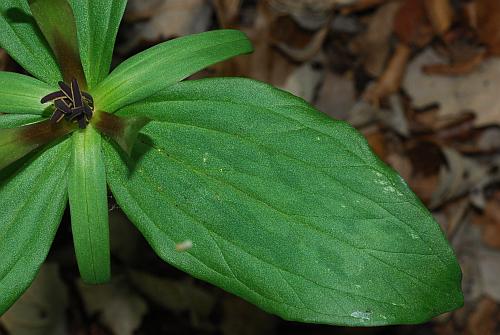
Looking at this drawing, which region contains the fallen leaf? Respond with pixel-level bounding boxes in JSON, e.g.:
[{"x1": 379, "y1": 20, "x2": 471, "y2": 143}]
[
  {"x1": 77, "y1": 277, "x2": 148, "y2": 335},
  {"x1": 281, "y1": 61, "x2": 324, "y2": 102},
  {"x1": 119, "y1": 0, "x2": 213, "y2": 54},
  {"x1": 1, "y1": 264, "x2": 68, "y2": 335},
  {"x1": 129, "y1": 271, "x2": 215, "y2": 329},
  {"x1": 315, "y1": 70, "x2": 356, "y2": 120},
  {"x1": 478, "y1": 248, "x2": 500, "y2": 302},
  {"x1": 350, "y1": 1, "x2": 402, "y2": 76},
  {"x1": 430, "y1": 147, "x2": 490, "y2": 208},
  {"x1": 467, "y1": 297, "x2": 498, "y2": 335},
  {"x1": 423, "y1": 0, "x2": 453, "y2": 36},
  {"x1": 403, "y1": 48, "x2": 500, "y2": 126},
  {"x1": 474, "y1": 191, "x2": 500, "y2": 249},
  {"x1": 267, "y1": 0, "x2": 352, "y2": 30},
  {"x1": 393, "y1": 0, "x2": 434, "y2": 47},
  {"x1": 476, "y1": 0, "x2": 500, "y2": 55}
]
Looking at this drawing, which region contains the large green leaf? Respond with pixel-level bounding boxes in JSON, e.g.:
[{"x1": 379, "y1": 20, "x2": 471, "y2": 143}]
[
  {"x1": 105, "y1": 78, "x2": 463, "y2": 326},
  {"x1": 28, "y1": 0, "x2": 86, "y2": 85},
  {"x1": 0, "y1": 71, "x2": 54, "y2": 115},
  {"x1": 0, "y1": 1, "x2": 62, "y2": 85},
  {"x1": 68, "y1": 0, "x2": 127, "y2": 89},
  {"x1": 68, "y1": 126, "x2": 110, "y2": 284},
  {"x1": 0, "y1": 139, "x2": 70, "y2": 314},
  {"x1": 91, "y1": 30, "x2": 253, "y2": 113}
]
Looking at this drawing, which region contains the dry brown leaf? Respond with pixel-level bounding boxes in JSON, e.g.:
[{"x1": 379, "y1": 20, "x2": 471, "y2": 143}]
[
  {"x1": 462, "y1": 126, "x2": 500, "y2": 154},
  {"x1": 393, "y1": 0, "x2": 434, "y2": 47},
  {"x1": 0, "y1": 264, "x2": 68, "y2": 335},
  {"x1": 129, "y1": 271, "x2": 215, "y2": 329},
  {"x1": 78, "y1": 277, "x2": 148, "y2": 335},
  {"x1": 315, "y1": 70, "x2": 356, "y2": 120},
  {"x1": 340, "y1": 0, "x2": 394, "y2": 15},
  {"x1": 267, "y1": 0, "x2": 351, "y2": 30},
  {"x1": 474, "y1": 191, "x2": 500, "y2": 249},
  {"x1": 422, "y1": 50, "x2": 486, "y2": 76},
  {"x1": 403, "y1": 48, "x2": 500, "y2": 126},
  {"x1": 281, "y1": 61, "x2": 324, "y2": 101},
  {"x1": 350, "y1": 1, "x2": 402, "y2": 77},
  {"x1": 120, "y1": 0, "x2": 212, "y2": 54},
  {"x1": 276, "y1": 24, "x2": 330, "y2": 62},
  {"x1": 363, "y1": 43, "x2": 411, "y2": 104},
  {"x1": 467, "y1": 297, "x2": 498, "y2": 335},
  {"x1": 365, "y1": 128, "x2": 388, "y2": 159},
  {"x1": 423, "y1": 0, "x2": 453, "y2": 36},
  {"x1": 213, "y1": 0, "x2": 242, "y2": 28},
  {"x1": 430, "y1": 147, "x2": 490, "y2": 208},
  {"x1": 214, "y1": 2, "x2": 297, "y2": 86},
  {"x1": 476, "y1": 0, "x2": 500, "y2": 56},
  {"x1": 478, "y1": 249, "x2": 500, "y2": 303},
  {"x1": 405, "y1": 141, "x2": 443, "y2": 204}
]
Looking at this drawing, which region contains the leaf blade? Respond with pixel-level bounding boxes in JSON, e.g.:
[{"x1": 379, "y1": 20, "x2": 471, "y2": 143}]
[
  {"x1": 92, "y1": 30, "x2": 253, "y2": 113},
  {"x1": 0, "y1": 1, "x2": 62, "y2": 85},
  {"x1": 0, "y1": 71, "x2": 54, "y2": 115},
  {"x1": 28, "y1": 0, "x2": 86, "y2": 85},
  {"x1": 106, "y1": 78, "x2": 463, "y2": 326},
  {"x1": 0, "y1": 119, "x2": 74, "y2": 171},
  {"x1": 68, "y1": 125, "x2": 110, "y2": 284},
  {"x1": 0, "y1": 139, "x2": 70, "y2": 315},
  {"x1": 68, "y1": 0, "x2": 127, "y2": 89}
]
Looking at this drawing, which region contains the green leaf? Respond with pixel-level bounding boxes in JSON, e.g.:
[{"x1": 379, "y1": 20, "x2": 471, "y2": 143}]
[
  {"x1": 0, "y1": 114, "x2": 44, "y2": 129},
  {"x1": 92, "y1": 111, "x2": 150, "y2": 156},
  {"x1": 92, "y1": 30, "x2": 253, "y2": 113},
  {"x1": 28, "y1": 0, "x2": 86, "y2": 85},
  {"x1": 106, "y1": 78, "x2": 463, "y2": 326},
  {"x1": 68, "y1": 0, "x2": 127, "y2": 89},
  {"x1": 0, "y1": 119, "x2": 74, "y2": 171},
  {"x1": 0, "y1": 139, "x2": 70, "y2": 315},
  {"x1": 68, "y1": 125, "x2": 110, "y2": 284},
  {"x1": 0, "y1": 1, "x2": 62, "y2": 85},
  {"x1": 0, "y1": 72, "x2": 54, "y2": 115}
]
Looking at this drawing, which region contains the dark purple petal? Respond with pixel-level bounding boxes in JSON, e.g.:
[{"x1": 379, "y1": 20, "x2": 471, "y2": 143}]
[{"x1": 41, "y1": 91, "x2": 66, "y2": 104}]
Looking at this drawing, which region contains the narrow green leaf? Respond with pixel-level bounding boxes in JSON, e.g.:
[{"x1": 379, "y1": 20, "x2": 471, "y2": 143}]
[
  {"x1": 0, "y1": 1, "x2": 62, "y2": 85},
  {"x1": 0, "y1": 114, "x2": 43, "y2": 128},
  {"x1": 92, "y1": 30, "x2": 253, "y2": 113},
  {"x1": 0, "y1": 71, "x2": 54, "y2": 115},
  {"x1": 68, "y1": 0, "x2": 127, "y2": 89},
  {"x1": 0, "y1": 139, "x2": 70, "y2": 315},
  {"x1": 92, "y1": 111, "x2": 150, "y2": 156},
  {"x1": 68, "y1": 125, "x2": 110, "y2": 284},
  {"x1": 28, "y1": 0, "x2": 86, "y2": 85},
  {"x1": 0, "y1": 119, "x2": 74, "y2": 171},
  {"x1": 106, "y1": 78, "x2": 463, "y2": 326}
]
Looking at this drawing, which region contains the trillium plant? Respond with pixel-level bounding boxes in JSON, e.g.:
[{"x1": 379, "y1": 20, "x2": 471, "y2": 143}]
[{"x1": 0, "y1": 0, "x2": 463, "y2": 326}]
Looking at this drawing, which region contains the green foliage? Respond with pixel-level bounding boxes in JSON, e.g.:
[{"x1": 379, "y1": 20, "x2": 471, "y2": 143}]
[
  {"x1": 107, "y1": 78, "x2": 462, "y2": 325},
  {"x1": 0, "y1": 72, "x2": 53, "y2": 115},
  {"x1": 68, "y1": 126, "x2": 110, "y2": 283},
  {"x1": 0, "y1": 139, "x2": 71, "y2": 315},
  {"x1": 68, "y1": 0, "x2": 127, "y2": 89},
  {"x1": 0, "y1": 0, "x2": 62, "y2": 85},
  {"x1": 28, "y1": 0, "x2": 85, "y2": 84},
  {"x1": 0, "y1": 0, "x2": 463, "y2": 326},
  {"x1": 92, "y1": 30, "x2": 253, "y2": 113}
]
